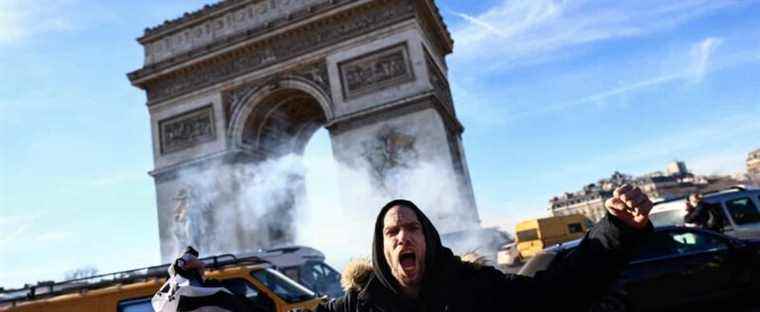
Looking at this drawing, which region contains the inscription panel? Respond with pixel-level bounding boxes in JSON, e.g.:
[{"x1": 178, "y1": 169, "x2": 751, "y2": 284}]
[
  {"x1": 144, "y1": 0, "x2": 330, "y2": 65},
  {"x1": 159, "y1": 105, "x2": 216, "y2": 154},
  {"x1": 339, "y1": 44, "x2": 414, "y2": 99}
]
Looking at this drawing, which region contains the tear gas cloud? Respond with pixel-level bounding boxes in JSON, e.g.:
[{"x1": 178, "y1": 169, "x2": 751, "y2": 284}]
[{"x1": 169, "y1": 131, "x2": 495, "y2": 272}]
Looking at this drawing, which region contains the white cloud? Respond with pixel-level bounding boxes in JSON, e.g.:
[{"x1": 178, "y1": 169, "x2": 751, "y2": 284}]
[
  {"x1": 36, "y1": 231, "x2": 70, "y2": 242},
  {"x1": 0, "y1": 0, "x2": 78, "y2": 44},
  {"x1": 688, "y1": 151, "x2": 748, "y2": 176},
  {"x1": 549, "y1": 110, "x2": 760, "y2": 178},
  {"x1": 0, "y1": 214, "x2": 41, "y2": 248},
  {"x1": 449, "y1": 0, "x2": 740, "y2": 70},
  {"x1": 471, "y1": 35, "x2": 760, "y2": 124},
  {"x1": 689, "y1": 37, "x2": 722, "y2": 83}
]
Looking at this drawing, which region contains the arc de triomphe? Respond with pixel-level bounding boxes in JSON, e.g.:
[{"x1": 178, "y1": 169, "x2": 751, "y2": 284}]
[{"x1": 128, "y1": 0, "x2": 479, "y2": 261}]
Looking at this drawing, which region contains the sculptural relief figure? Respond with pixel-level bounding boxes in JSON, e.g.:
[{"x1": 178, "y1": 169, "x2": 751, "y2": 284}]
[
  {"x1": 361, "y1": 127, "x2": 418, "y2": 192},
  {"x1": 172, "y1": 186, "x2": 210, "y2": 252}
]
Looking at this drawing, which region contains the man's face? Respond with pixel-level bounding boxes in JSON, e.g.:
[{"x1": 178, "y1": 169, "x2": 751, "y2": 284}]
[{"x1": 383, "y1": 205, "x2": 426, "y2": 290}]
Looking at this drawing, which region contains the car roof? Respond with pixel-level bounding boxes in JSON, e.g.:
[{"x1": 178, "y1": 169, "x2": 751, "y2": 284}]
[{"x1": 652, "y1": 186, "x2": 759, "y2": 207}]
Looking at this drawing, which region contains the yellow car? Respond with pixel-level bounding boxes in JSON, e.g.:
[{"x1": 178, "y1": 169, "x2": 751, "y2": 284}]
[{"x1": 0, "y1": 254, "x2": 322, "y2": 312}]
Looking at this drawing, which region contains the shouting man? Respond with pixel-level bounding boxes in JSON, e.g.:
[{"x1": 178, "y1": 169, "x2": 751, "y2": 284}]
[{"x1": 317, "y1": 184, "x2": 653, "y2": 311}]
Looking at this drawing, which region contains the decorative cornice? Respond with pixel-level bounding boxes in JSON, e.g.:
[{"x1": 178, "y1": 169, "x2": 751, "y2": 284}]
[
  {"x1": 418, "y1": 0, "x2": 453, "y2": 54},
  {"x1": 326, "y1": 92, "x2": 462, "y2": 136},
  {"x1": 135, "y1": 0, "x2": 415, "y2": 105},
  {"x1": 129, "y1": 0, "x2": 358, "y2": 81},
  {"x1": 141, "y1": 0, "x2": 245, "y2": 39},
  {"x1": 149, "y1": 148, "x2": 264, "y2": 183}
]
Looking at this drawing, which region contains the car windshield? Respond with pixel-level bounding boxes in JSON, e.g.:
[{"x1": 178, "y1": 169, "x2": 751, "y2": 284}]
[
  {"x1": 251, "y1": 268, "x2": 316, "y2": 303},
  {"x1": 650, "y1": 209, "x2": 686, "y2": 227}
]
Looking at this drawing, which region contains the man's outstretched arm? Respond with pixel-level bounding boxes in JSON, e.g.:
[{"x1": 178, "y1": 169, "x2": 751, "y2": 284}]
[
  {"x1": 478, "y1": 185, "x2": 653, "y2": 311},
  {"x1": 536, "y1": 184, "x2": 653, "y2": 309}
]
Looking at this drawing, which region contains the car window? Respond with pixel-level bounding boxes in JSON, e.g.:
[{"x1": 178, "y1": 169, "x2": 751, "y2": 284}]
[
  {"x1": 282, "y1": 267, "x2": 300, "y2": 282},
  {"x1": 251, "y1": 268, "x2": 316, "y2": 303},
  {"x1": 118, "y1": 297, "x2": 153, "y2": 312},
  {"x1": 633, "y1": 230, "x2": 729, "y2": 262},
  {"x1": 725, "y1": 197, "x2": 760, "y2": 225},
  {"x1": 222, "y1": 278, "x2": 275, "y2": 312},
  {"x1": 650, "y1": 209, "x2": 686, "y2": 227},
  {"x1": 220, "y1": 278, "x2": 261, "y2": 299},
  {"x1": 671, "y1": 232, "x2": 728, "y2": 253}
]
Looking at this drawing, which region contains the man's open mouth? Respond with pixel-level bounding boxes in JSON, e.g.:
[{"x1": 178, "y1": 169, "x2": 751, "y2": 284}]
[{"x1": 399, "y1": 250, "x2": 416, "y2": 270}]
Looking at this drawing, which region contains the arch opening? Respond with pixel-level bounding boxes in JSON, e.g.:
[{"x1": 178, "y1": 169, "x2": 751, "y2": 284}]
[
  {"x1": 232, "y1": 88, "x2": 335, "y2": 250},
  {"x1": 240, "y1": 88, "x2": 328, "y2": 159}
]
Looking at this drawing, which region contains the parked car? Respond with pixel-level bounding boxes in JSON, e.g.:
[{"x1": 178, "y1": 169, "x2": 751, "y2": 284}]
[
  {"x1": 244, "y1": 246, "x2": 343, "y2": 298},
  {"x1": 496, "y1": 242, "x2": 521, "y2": 268},
  {"x1": 520, "y1": 226, "x2": 760, "y2": 311},
  {"x1": 649, "y1": 186, "x2": 760, "y2": 239}
]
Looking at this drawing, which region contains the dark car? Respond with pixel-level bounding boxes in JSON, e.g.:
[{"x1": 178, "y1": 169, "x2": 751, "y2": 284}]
[{"x1": 521, "y1": 226, "x2": 760, "y2": 311}]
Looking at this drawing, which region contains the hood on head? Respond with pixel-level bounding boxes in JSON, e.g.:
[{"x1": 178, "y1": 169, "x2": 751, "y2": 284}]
[{"x1": 371, "y1": 199, "x2": 443, "y2": 295}]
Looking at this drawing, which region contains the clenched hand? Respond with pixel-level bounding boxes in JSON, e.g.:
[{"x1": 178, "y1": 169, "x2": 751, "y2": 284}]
[{"x1": 605, "y1": 184, "x2": 653, "y2": 230}]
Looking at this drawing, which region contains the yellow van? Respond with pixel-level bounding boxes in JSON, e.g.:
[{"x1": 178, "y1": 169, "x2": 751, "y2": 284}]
[
  {"x1": 514, "y1": 214, "x2": 592, "y2": 259},
  {"x1": 0, "y1": 255, "x2": 322, "y2": 312}
]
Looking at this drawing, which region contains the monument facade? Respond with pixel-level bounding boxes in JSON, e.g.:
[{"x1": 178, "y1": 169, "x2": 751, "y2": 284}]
[{"x1": 128, "y1": 0, "x2": 479, "y2": 261}]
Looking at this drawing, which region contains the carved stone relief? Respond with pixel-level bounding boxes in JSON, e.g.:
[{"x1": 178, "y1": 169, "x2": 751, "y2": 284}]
[
  {"x1": 221, "y1": 60, "x2": 330, "y2": 123},
  {"x1": 145, "y1": 0, "x2": 414, "y2": 104},
  {"x1": 159, "y1": 105, "x2": 216, "y2": 154},
  {"x1": 144, "y1": 0, "x2": 332, "y2": 65},
  {"x1": 361, "y1": 126, "x2": 418, "y2": 191},
  {"x1": 339, "y1": 43, "x2": 414, "y2": 99}
]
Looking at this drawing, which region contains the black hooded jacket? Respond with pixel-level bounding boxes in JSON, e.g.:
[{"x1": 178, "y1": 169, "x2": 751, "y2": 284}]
[{"x1": 317, "y1": 199, "x2": 650, "y2": 312}]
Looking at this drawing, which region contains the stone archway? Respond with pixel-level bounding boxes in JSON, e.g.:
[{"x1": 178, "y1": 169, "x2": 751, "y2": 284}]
[
  {"x1": 128, "y1": 0, "x2": 481, "y2": 261},
  {"x1": 229, "y1": 79, "x2": 333, "y2": 157}
]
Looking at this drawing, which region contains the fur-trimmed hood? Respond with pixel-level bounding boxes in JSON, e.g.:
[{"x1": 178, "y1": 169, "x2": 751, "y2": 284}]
[
  {"x1": 339, "y1": 254, "x2": 487, "y2": 292},
  {"x1": 341, "y1": 258, "x2": 374, "y2": 292}
]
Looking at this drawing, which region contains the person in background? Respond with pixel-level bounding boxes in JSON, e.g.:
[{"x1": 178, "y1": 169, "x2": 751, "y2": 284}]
[
  {"x1": 171, "y1": 246, "x2": 205, "y2": 286},
  {"x1": 152, "y1": 246, "x2": 249, "y2": 312},
  {"x1": 684, "y1": 192, "x2": 724, "y2": 232}
]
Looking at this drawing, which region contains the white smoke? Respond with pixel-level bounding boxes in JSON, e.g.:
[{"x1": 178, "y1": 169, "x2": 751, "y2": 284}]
[{"x1": 167, "y1": 127, "x2": 490, "y2": 272}]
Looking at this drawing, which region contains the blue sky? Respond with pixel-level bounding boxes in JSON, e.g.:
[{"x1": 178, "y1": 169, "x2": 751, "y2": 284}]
[{"x1": 1, "y1": 0, "x2": 759, "y2": 288}]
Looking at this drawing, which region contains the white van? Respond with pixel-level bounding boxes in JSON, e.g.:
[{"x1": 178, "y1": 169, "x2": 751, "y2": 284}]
[
  {"x1": 649, "y1": 186, "x2": 760, "y2": 240},
  {"x1": 242, "y1": 246, "x2": 344, "y2": 299}
]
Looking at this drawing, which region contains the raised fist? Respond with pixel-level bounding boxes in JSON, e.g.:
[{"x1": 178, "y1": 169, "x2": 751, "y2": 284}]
[{"x1": 604, "y1": 184, "x2": 653, "y2": 230}]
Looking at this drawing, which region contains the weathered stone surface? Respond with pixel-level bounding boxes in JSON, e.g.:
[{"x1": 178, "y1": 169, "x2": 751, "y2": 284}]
[
  {"x1": 140, "y1": 0, "x2": 415, "y2": 104},
  {"x1": 339, "y1": 43, "x2": 414, "y2": 99},
  {"x1": 159, "y1": 105, "x2": 216, "y2": 154},
  {"x1": 129, "y1": 0, "x2": 476, "y2": 261},
  {"x1": 143, "y1": 0, "x2": 332, "y2": 65},
  {"x1": 424, "y1": 47, "x2": 455, "y2": 117}
]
